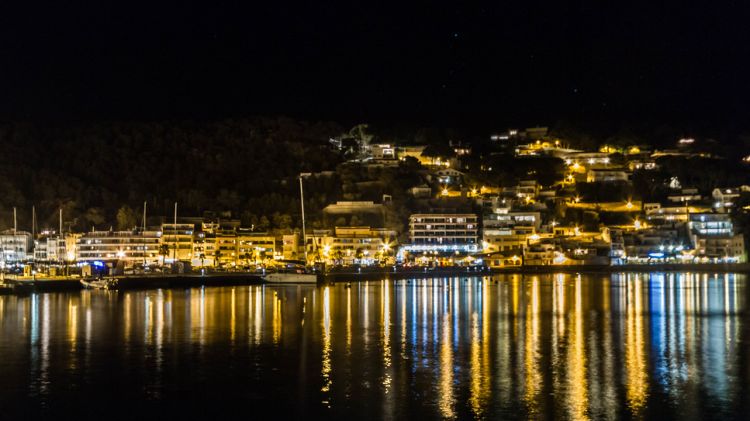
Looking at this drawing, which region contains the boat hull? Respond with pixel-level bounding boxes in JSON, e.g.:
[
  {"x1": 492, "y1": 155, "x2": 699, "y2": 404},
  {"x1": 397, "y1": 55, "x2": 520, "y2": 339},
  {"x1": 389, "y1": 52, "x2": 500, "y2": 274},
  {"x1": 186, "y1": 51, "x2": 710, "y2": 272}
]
[{"x1": 262, "y1": 273, "x2": 318, "y2": 284}]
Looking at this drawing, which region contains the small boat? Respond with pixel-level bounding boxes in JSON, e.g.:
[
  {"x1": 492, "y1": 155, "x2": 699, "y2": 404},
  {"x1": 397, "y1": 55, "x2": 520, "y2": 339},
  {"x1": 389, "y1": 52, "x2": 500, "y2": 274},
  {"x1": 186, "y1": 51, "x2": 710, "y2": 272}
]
[
  {"x1": 262, "y1": 260, "x2": 319, "y2": 284},
  {"x1": 80, "y1": 278, "x2": 119, "y2": 290},
  {"x1": 262, "y1": 272, "x2": 318, "y2": 284}
]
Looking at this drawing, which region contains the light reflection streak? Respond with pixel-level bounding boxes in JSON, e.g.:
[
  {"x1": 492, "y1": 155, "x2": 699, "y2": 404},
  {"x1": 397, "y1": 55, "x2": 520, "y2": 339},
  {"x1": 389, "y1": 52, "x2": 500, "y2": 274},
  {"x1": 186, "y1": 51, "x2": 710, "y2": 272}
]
[
  {"x1": 566, "y1": 275, "x2": 588, "y2": 420},
  {"x1": 625, "y1": 275, "x2": 648, "y2": 415},
  {"x1": 523, "y1": 277, "x2": 541, "y2": 417},
  {"x1": 382, "y1": 281, "x2": 392, "y2": 393},
  {"x1": 321, "y1": 286, "x2": 332, "y2": 396},
  {"x1": 231, "y1": 288, "x2": 236, "y2": 343},
  {"x1": 439, "y1": 311, "x2": 455, "y2": 418}
]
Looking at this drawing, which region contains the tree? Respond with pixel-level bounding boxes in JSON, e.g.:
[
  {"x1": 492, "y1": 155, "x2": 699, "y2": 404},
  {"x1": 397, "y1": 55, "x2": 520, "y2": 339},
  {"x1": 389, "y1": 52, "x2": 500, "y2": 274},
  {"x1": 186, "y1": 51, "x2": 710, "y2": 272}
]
[
  {"x1": 158, "y1": 243, "x2": 169, "y2": 265},
  {"x1": 214, "y1": 249, "x2": 223, "y2": 268},
  {"x1": 116, "y1": 205, "x2": 138, "y2": 230},
  {"x1": 83, "y1": 207, "x2": 106, "y2": 228}
]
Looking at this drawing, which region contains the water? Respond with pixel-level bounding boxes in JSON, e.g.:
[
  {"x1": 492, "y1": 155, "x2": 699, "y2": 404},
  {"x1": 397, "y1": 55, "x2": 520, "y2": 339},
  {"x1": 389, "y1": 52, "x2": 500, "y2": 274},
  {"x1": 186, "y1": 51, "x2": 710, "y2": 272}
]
[{"x1": 0, "y1": 273, "x2": 748, "y2": 420}]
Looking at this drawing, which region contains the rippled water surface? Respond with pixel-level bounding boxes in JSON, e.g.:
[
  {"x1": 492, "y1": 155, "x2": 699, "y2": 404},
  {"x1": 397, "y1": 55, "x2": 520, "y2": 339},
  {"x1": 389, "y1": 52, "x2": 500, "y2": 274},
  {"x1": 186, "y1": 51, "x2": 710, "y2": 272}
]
[{"x1": 0, "y1": 273, "x2": 748, "y2": 420}]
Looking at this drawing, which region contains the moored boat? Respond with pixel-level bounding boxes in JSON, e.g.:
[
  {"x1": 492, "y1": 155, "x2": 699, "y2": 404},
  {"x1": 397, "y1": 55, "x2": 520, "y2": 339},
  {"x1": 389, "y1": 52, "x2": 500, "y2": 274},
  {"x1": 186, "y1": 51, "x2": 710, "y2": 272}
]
[
  {"x1": 80, "y1": 278, "x2": 119, "y2": 290},
  {"x1": 262, "y1": 260, "x2": 319, "y2": 284},
  {"x1": 262, "y1": 272, "x2": 318, "y2": 284}
]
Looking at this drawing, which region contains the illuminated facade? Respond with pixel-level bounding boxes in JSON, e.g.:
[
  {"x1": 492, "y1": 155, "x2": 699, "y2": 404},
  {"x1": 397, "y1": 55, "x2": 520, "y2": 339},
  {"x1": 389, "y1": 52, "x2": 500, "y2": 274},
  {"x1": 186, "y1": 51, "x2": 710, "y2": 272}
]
[
  {"x1": 76, "y1": 230, "x2": 160, "y2": 264},
  {"x1": 160, "y1": 223, "x2": 195, "y2": 261},
  {"x1": 317, "y1": 226, "x2": 397, "y2": 265},
  {"x1": 401, "y1": 214, "x2": 479, "y2": 257},
  {"x1": 0, "y1": 230, "x2": 33, "y2": 264}
]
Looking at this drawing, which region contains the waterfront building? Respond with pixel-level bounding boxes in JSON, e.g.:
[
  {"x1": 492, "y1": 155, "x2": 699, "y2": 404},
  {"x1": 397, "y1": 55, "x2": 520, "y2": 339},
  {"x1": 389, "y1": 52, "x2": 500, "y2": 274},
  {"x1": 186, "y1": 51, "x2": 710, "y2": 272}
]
[
  {"x1": 76, "y1": 230, "x2": 160, "y2": 265},
  {"x1": 33, "y1": 235, "x2": 67, "y2": 262},
  {"x1": 400, "y1": 214, "x2": 479, "y2": 261},
  {"x1": 318, "y1": 226, "x2": 397, "y2": 265},
  {"x1": 282, "y1": 233, "x2": 301, "y2": 260},
  {"x1": 214, "y1": 226, "x2": 239, "y2": 267},
  {"x1": 236, "y1": 229, "x2": 276, "y2": 264},
  {"x1": 0, "y1": 230, "x2": 33, "y2": 265},
  {"x1": 483, "y1": 226, "x2": 536, "y2": 253},
  {"x1": 688, "y1": 213, "x2": 745, "y2": 262},
  {"x1": 160, "y1": 223, "x2": 195, "y2": 261},
  {"x1": 192, "y1": 231, "x2": 217, "y2": 267}
]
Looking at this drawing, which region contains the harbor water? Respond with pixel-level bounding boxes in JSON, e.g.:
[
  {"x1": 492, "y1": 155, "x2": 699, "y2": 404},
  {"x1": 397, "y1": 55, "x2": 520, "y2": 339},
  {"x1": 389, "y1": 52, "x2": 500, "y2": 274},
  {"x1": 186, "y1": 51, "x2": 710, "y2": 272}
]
[{"x1": 0, "y1": 273, "x2": 748, "y2": 420}]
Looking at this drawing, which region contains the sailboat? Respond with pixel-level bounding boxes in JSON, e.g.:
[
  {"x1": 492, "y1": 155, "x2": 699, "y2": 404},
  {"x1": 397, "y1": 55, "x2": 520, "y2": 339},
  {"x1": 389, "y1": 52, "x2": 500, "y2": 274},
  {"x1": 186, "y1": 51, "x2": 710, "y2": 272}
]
[{"x1": 261, "y1": 174, "x2": 319, "y2": 284}]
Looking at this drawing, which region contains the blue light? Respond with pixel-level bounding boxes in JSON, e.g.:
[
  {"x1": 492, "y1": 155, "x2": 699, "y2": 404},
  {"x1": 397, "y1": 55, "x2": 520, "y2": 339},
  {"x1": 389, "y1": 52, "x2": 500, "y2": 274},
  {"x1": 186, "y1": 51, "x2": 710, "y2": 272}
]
[{"x1": 648, "y1": 252, "x2": 665, "y2": 258}]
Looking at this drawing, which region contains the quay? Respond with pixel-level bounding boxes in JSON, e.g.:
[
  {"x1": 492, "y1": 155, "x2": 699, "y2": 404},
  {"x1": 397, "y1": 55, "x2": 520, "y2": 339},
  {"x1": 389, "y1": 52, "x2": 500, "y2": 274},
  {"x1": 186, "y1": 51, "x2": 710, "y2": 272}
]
[{"x1": 1, "y1": 262, "x2": 749, "y2": 294}]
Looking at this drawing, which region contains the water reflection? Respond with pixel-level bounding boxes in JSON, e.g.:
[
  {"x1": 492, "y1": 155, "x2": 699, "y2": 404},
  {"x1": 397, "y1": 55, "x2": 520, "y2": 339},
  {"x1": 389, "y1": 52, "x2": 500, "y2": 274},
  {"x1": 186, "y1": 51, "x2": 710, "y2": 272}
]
[{"x1": 0, "y1": 272, "x2": 746, "y2": 419}]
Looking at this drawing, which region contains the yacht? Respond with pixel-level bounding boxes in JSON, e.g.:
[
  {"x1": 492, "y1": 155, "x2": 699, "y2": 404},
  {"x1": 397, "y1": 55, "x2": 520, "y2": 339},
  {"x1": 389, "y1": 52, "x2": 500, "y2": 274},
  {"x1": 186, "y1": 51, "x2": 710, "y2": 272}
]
[{"x1": 262, "y1": 261, "x2": 319, "y2": 284}]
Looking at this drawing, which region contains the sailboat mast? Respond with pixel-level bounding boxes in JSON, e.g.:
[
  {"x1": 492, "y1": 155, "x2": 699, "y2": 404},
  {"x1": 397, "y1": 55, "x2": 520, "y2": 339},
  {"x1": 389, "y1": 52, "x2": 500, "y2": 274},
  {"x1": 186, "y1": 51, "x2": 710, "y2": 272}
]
[
  {"x1": 142, "y1": 201, "x2": 147, "y2": 265},
  {"x1": 172, "y1": 202, "x2": 177, "y2": 262},
  {"x1": 13, "y1": 207, "x2": 17, "y2": 235},
  {"x1": 299, "y1": 176, "x2": 307, "y2": 263},
  {"x1": 32, "y1": 206, "x2": 35, "y2": 239}
]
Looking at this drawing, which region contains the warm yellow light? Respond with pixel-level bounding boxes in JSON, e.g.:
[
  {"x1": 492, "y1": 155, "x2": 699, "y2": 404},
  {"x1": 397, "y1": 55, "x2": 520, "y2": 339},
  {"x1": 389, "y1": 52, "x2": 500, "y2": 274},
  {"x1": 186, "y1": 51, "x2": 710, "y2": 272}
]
[
  {"x1": 442, "y1": 188, "x2": 449, "y2": 196},
  {"x1": 626, "y1": 201, "x2": 634, "y2": 209}
]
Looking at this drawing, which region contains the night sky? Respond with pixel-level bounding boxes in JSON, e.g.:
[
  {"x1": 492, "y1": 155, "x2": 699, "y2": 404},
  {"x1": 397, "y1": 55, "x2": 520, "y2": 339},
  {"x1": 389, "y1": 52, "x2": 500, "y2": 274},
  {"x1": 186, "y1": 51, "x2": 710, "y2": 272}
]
[{"x1": 1, "y1": 2, "x2": 749, "y2": 133}]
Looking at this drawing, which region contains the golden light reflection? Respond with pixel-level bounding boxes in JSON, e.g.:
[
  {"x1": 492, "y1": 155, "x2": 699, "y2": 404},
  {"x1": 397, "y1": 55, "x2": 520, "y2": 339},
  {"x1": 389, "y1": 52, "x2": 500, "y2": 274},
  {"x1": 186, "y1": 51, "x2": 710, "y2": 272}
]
[
  {"x1": 272, "y1": 290, "x2": 281, "y2": 345},
  {"x1": 124, "y1": 293, "x2": 132, "y2": 342},
  {"x1": 469, "y1": 281, "x2": 490, "y2": 417},
  {"x1": 523, "y1": 277, "x2": 541, "y2": 417},
  {"x1": 439, "y1": 312, "x2": 455, "y2": 418},
  {"x1": 347, "y1": 286, "x2": 352, "y2": 354},
  {"x1": 254, "y1": 286, "x2": 262, "y2": 344},
  {"x1": 566, "y1": 275, "x2": 588, "y2": 421},
  {"x1": 68, "y1": 299, "x2": 78, "y2": 346},
  {"x1": 625, "y1": 276, "x2": 648, "y2": 414},
  {"x1": 382, "y1": 281, "x2": 392, "y2": 392},
  {"x1": 321, "y1": 286, "x2": 332, "y2": 395},
  {"x1": 231, "y1": 288, "x2": 236, "y2": 343}
]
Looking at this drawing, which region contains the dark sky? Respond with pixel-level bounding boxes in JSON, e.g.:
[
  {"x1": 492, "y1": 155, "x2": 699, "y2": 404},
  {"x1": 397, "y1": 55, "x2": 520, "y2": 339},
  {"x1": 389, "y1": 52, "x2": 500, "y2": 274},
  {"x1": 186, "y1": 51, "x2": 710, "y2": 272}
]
[{"x1": 1, "y1": 2, "x2": 749, "y2": 133}]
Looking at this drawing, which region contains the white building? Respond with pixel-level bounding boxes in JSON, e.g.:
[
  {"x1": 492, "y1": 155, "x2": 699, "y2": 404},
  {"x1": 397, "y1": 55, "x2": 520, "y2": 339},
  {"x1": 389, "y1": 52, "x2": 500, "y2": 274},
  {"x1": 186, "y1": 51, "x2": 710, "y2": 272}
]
[
  {"x1": 403, "y1": 213, "x2": 479, "y2": 253},
  {"x1": 0, "y1": 230, "x2": 33, "y2": 265},
  {"x1": 76, "y1": 230, "x2": 161, "y2": 265}
]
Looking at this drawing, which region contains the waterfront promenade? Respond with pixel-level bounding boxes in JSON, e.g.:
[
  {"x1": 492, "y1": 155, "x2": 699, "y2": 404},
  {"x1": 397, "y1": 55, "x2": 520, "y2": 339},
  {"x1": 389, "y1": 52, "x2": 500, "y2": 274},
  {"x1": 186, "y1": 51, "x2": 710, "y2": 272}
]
[{"x1": 2, "y1": 262, "x2": 750, "y2": 294}]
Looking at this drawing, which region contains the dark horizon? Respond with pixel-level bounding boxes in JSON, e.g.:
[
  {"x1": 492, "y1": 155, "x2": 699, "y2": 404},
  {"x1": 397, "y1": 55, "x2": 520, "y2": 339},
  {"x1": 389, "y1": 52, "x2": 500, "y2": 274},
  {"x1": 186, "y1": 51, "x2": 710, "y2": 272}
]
[{"x1": 1, "y1": 2, "x2": 749, "y2": 136}]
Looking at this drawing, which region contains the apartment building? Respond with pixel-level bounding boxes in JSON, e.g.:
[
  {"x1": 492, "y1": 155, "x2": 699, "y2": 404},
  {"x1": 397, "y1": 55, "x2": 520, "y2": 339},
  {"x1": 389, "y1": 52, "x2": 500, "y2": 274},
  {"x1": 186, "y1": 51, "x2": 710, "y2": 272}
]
[
  {"x1": 404, "y1": 213, "x2": 479, "y2": 253},
  {"x1": 76, "y1": 230, "x2": 161, "y2": 264},
  {"x1": 0, "y1": 230, "x2": 33, "y2": 264},
  {"x1": 160, "y1": 223, "x2": 195, "y2": 261}
]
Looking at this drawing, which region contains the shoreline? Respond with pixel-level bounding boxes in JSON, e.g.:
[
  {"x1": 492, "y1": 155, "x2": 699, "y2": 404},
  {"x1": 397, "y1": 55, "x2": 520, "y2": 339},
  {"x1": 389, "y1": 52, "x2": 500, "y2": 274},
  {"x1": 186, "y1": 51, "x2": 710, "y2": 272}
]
[{"x1": 1, "y1": 263, "x2": 748, "y2": 294}]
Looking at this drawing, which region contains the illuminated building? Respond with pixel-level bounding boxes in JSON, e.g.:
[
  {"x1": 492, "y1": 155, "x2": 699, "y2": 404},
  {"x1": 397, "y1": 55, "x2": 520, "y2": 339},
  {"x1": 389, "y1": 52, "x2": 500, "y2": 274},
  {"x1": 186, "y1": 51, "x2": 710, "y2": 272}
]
[
  {"x1": 586, "y1": 169, "x2": 629, "y2": 183},
  {"x1": 316, "y1": 226, "x2": 397, "y2": 265},
  {"x1": 160, "y1": 223, "x2": 194, "y2": 261},
  {"x1": 0, "y1": 230, "x2": 33, "y2": 264},
  {"x1": 400, "y1": 214, "x2": 479, "y2": 259},
  {"x1": 76, "y1": 230, "x2": 160, "y2": 264},
  {"x1": 688, "y1": 213, "x2": 745, "y2": 262},
  {"x1": 236, "y1": 230, "x2": 276, "y2": 264}
]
